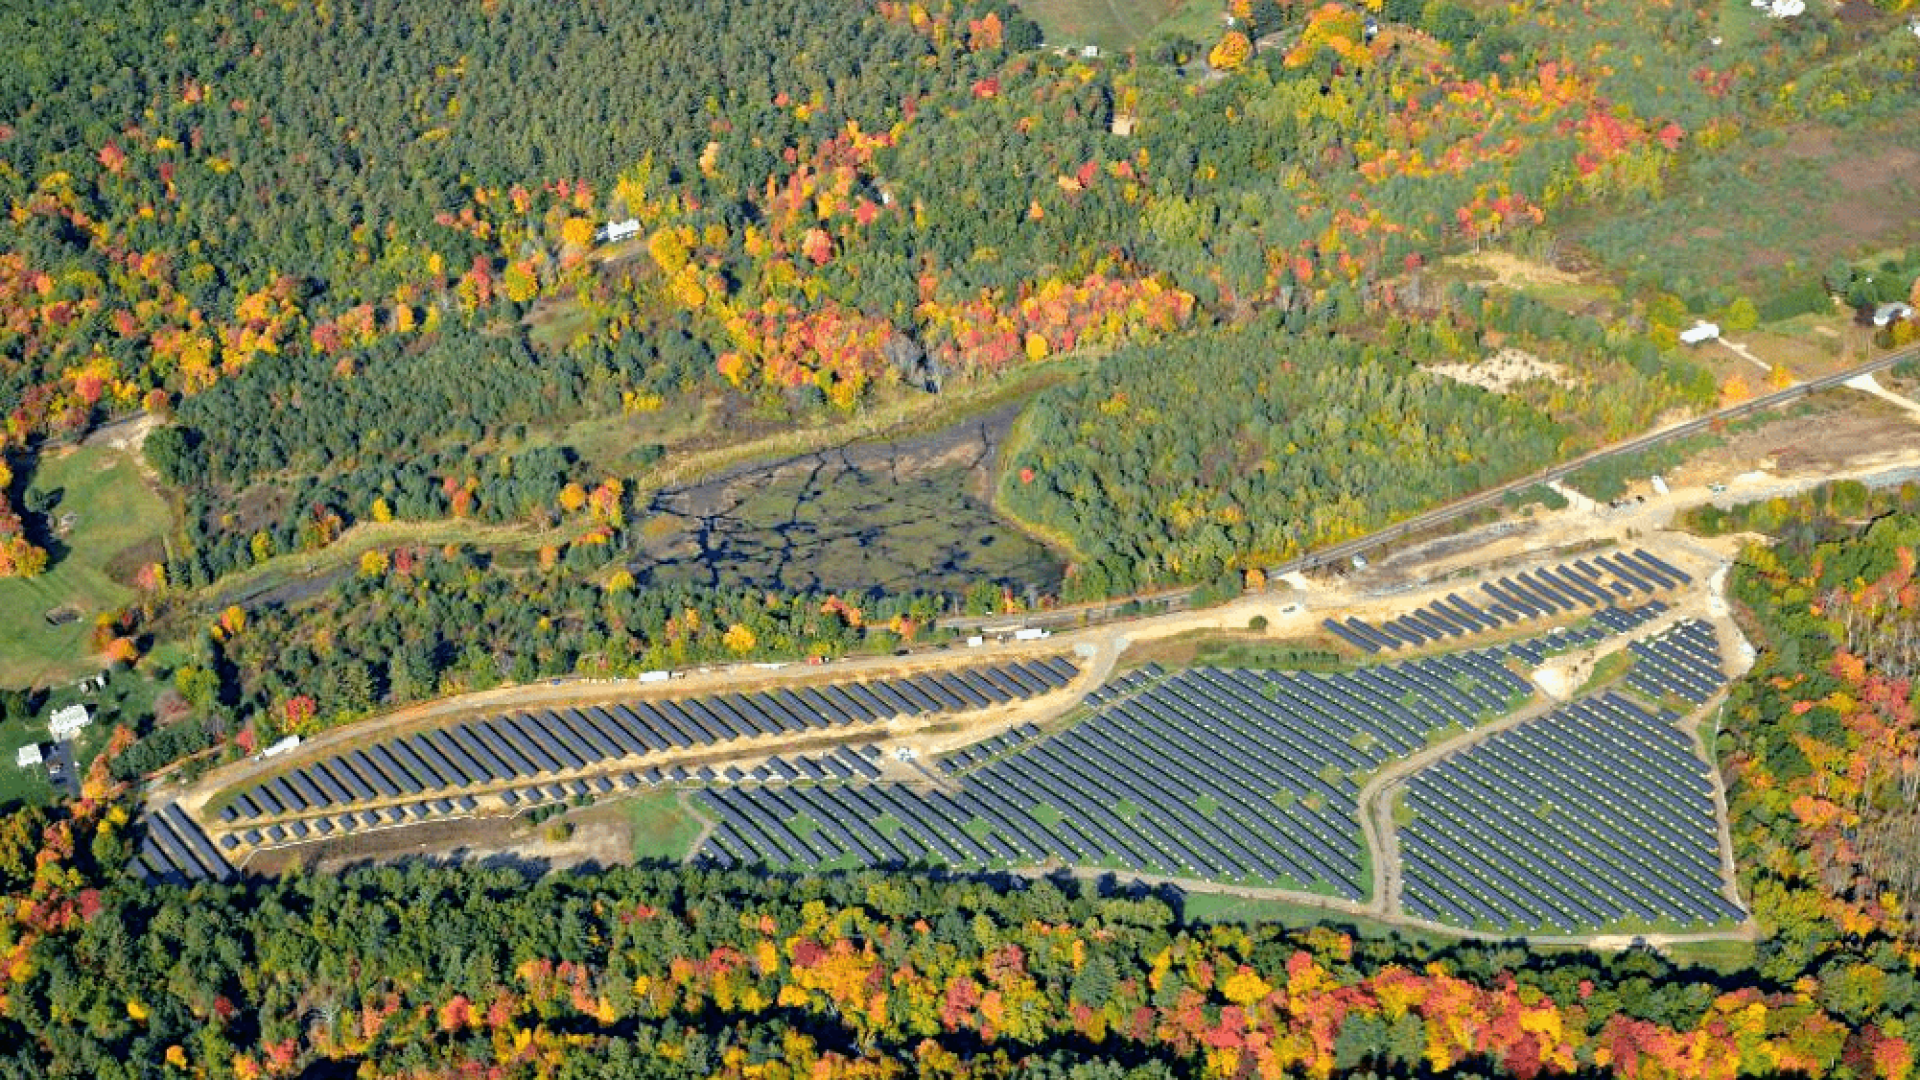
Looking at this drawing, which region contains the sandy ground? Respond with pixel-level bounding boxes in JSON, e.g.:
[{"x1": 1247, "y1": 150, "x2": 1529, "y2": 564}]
[
  {"x1": 1427, "y1": 347, "x2": 1577, "y2": 394},
  {"x1": 240, "y1": 803, "x2": 633, "y2": 877}
]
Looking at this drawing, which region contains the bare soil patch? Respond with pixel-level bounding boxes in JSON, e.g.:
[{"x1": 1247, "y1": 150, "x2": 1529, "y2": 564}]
[
  {"x1": 241, "y1": 804, "x2": 632, "y2": 877},
  {"x1": 1427, "y1": 347, "x2": 1577, "y2": 394},
  {"x1": 1449, "y1": 251, "x2": 1584, "y2": 290},
  {"x1": 1696, "y1": 395, "x2": 1917, "y2": 474}
]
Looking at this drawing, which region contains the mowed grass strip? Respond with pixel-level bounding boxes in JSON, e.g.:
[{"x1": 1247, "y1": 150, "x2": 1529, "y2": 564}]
[
  {"x1": 1019, "y1": 0, "x2": 1191, "y2": 50},
  {"x1": 626, "y1": 789, "x2": 706, "y2": 863},
  {"x1": 0, "y1": 447, "x2": 170, "y2": 686}
]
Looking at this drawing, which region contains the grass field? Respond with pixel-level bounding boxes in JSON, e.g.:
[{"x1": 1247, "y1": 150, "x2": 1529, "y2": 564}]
[
  {"x1": 1021, "y1": 0, "x2": 1207, "y2": 51},
  {"x1": 627, "y1": 790, "x2": 705, "y2": 863},
  {"x1": 0, "y1": 446, "x2": 171, "y2": 686},
  {"x1": 1179, "y1": 891, "x2": 1445, "y2": 942},
  {"x1": 0, "y1": 719, "x2": 56, "y2": 812},
  {"x1": 1659, "y1": 937, "x2": 1758, "y2": 971},
  {"x1": 0, "y1": 665, "x2": 157, "y2": 812}
]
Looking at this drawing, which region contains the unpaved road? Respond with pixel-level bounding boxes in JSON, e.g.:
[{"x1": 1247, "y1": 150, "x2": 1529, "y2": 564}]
[{"x1": 163, "y1": 436, "x2": 1920, "y2": 949}]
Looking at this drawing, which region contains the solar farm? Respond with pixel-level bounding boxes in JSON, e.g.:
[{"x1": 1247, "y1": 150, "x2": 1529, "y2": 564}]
[
  {"x1": 134, "y1": 542, "x2": 1752, "y2": 938},
  {"x1": 135, "y1": 656, "x2": 1080, "y2": 880},
  {"x1": 1399, "y1": 688, "x2": 1739, "y2": 933},
  {"x1": 691, "y1": 646, "x2": 1530, "y2": 893},
  {"x1": 672, "y1": 605, "x2": 1744, "y2": 933},
  {"x1": 1324, "y1": 548, "x2": 1691, "y2": 653}
]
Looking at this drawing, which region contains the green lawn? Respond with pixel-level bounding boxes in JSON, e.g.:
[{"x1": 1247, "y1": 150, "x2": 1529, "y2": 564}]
[
  {"x1": 0, "y1": 719, "x2": 56, "y2": 812},
  {"x1": 1179, "y1": 891, "x2": 1445, "y2": 942},
  {"x1": 1659, "y1": 937, "x2": 1758, "y2": 971},
  {"x1": 626, "y1": 790, "x2": 706, "y2": 863},
  {"x1": 0, "y1": 446, "x2": 171, "y2": 686},
  {"x1": 0, "y1": 666, "x2": 168, "y2": 811},
  {"x1": 1018, "y1": 0, "x2": 1202, "y2": 51}
]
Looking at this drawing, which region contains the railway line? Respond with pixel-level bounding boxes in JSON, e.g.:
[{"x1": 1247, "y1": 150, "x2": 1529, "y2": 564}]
[{"x1": 949, "y1": 344, "x2": 1920, "y2": 635}]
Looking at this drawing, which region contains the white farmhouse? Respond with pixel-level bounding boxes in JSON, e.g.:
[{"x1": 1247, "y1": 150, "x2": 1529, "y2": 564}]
[
  {"x1": 1679, "y1": 321, "x2": 1721, "y2": 346},
  {"x1": 598, "y1": 218, "x2": 641, "y2": 244},
  {"x1": 48, "y1": 704, "x2": 90, "y2": 741},
  {"x1": 1873, "y1": 302, "x2": 1914, "y2": 327}
]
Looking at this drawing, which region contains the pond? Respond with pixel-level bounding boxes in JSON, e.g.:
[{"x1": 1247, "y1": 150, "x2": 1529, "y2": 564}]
[{"x1": 629, "y1": 401, "x2": 1065, "y2": 599}]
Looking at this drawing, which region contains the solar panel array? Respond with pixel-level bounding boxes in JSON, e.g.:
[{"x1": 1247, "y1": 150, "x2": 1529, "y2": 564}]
[
  {"x1": 212, "y1": 658, "x2": 1079, "y2": 833},
  {"x1": 691, "y1": 648, "x2": 1530, "y2": 894},
  {"x1": 1324, "y1": 548, "x2": 1693, "y2": 653},
  {"x1": 132, "y1": 804, "x2": 237, "y2": 885},
  {"x1": 935, "y1": 724, "x2": 1043, "y2": 776},
  {"x1": 1500, "y1": 601, "x2": 1666, "y2": 665},
  {"x1": 1082, "y1": 663, "x2": 1168, "y2": 707},
  {"x1": 1400, "y1": 691, "x2": 1741, "y2": 933},
  {"x1": 1625, "y1": 620, "x2": 1726, "y2": 705}
]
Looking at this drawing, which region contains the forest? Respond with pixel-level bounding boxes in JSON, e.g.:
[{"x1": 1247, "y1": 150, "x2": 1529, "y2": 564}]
[
  {"x1": 5, "y1": 0, "x2": 1891, "y2": 597},
  {"x1": 999, "y1": 291, "x2": 1708, "y2": 600},
  {"x1": 1715, "y1": 482, "x2": 1920, "y2": 975}
]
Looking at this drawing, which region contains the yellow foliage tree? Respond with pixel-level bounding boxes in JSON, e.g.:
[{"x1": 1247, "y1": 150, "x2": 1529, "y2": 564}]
[
  {"x1": 1209, "y1": 30, "x2": 1252, "y2": 71},
  {"x1": 1720, "y1": 373, "x2": 1751, "y2": 408},
  {"x1": 604, "y1": 568, "x2": 635, "y2": 594},
  {"x1": 560, "y1": 216, "x2": 597, "y2": 249},
  {"x1": 369, "y1": 496, "x2": 393, "y2": 523},
  {"x1": 558, "y1": 482, "x2": 588, "y2": 513},
  {"x1": 1220, "y1": 968, "x2": 1272, "y2": 1008},
  {"x1": 1024, "y1": 332, "x2": 1051, "y2": 361},
  {"x1": 358, "y1": 549, "x2": 389, "y2": 578},
  {"x1": 723, "y1": 623, "x2": 758, "y2": 654},
  {"x1": 501, "y1": 261, "x2": 539, "y2": 304}
]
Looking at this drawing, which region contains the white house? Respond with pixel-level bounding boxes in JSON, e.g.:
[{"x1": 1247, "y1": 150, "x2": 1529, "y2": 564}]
[
  {"x1": 1679, "y1": 321, "x2": 1721, "y2": 346},
  {"x1": 1873, "y1": 301, "x2": 1914, "y2": 327},
  {"x1": 598, "y1": 218, "x2": 641, "y2": 244},
  {"x1": 15, "y1": 743, "x2": 42, "y2": 769},
  {"x1": 48, "y1": 704, "x2": 90, "y2": 740}
]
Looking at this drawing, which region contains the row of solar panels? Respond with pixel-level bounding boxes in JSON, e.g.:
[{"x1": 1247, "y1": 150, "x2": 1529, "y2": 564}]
[
  {"x1": 1082, "y1": 663, "x2": 1168, "y2": 707},
  {"x1": 1626, "y1": 620, "x2": 1727, "y2": 706},
  {"x1": 227, "y1": 795, "x2": 485, "y2": 850},
  {"x1": 935, "y1": 723, "x2": 1043, "y2": 776},
  {"x1": 132, "y1": 803, "x2": 237, "y2": 885},
  {"x1": 1493, "y1": 601, "x2": 1667, "y2": 665},
  {"x1": 1325, "y1": 549, "x2": 1692, "y2": 653},
  {"x1": 217, "y1": 744, "x2": 900, "y2": 854},
  {"x1": 218, "y1": 657, "x2": 1079, "y2": 823},
  {"x1": 1402, "y1": 691, "x2": 1742, "y2": 933}
]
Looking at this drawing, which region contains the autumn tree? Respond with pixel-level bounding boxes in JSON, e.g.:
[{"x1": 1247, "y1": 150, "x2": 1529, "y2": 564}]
[{"x1": 1209, "y1": 30, "x2": 1253, "y2": 70}]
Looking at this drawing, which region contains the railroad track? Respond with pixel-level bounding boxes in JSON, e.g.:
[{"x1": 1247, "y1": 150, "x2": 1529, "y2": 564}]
[{"x1": 948, "y1": 344, "x2": 1920, "y2": 634}]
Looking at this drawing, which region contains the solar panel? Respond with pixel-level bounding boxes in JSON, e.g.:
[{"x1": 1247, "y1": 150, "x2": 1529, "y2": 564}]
[
  {"x1": 548, "y1": 709, "x2": 622, "y2": 762},
  {"x1": 521, "y1": 712, "x2": 591, "y2": 769},
  {"x1": 366, "y1": 744, "x2": 425, "y2": 794}
]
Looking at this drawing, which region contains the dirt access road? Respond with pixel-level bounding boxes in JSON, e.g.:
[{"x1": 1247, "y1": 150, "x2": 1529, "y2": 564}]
[{"x1": 170, "y1": 436, "x2": 1920, "y2": 948}]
